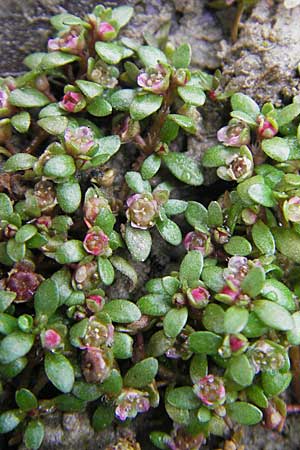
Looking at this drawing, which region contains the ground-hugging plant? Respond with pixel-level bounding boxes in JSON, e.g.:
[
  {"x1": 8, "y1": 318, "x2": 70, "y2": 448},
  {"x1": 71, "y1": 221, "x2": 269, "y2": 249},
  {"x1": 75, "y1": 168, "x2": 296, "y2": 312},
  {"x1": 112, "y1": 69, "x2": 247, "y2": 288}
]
[{"x1": 1, "y1": 3, "x2": 300, "y2": 450}]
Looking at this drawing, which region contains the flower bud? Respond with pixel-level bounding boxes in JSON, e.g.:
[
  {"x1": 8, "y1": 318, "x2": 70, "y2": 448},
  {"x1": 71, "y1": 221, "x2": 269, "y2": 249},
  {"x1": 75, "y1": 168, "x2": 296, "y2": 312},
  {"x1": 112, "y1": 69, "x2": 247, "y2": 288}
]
[
  {"x1": 81, "y1": 347, "x2": 112, "y2": 383},
  {"x1": 172, "y1": 292, "x2": 187, "y2": 307},
  {"x1": 213, "y1": 227, "x2": 230, "y2": 245},
  {"x1": 35, "y1": 216, "x2": 52, "y2": 230},
  {"x1": 113, "y1": 116, "x2": 141, "y2": 144},
  {"x1": 0, "y1": 88, "x2": 14, "y2": 118},
  {"x1": 283, "y1": 196, "x2": 300, "y2": 223},
  {"x1": 187, "y1": 286, "x2": 210, "y2": 309},
  {"x1": 217, "y1": 121, "x2": 250, "y2": 147},
  {"x1": 137, "y1": 64, "x2": 170, "y2": 94},
  {"x1": 48, "y1": 28, "x2": 85, "y2": 55},
  {"x1": 60, "y1": 91, "x2": 86, "y2": 113},
  {"x1": 73, "y1": 261, "x2": 99, "y2": 291},
  {"x1": 193, "y1": 375, "x2": 226, "y2": 408},
  {"x1": 4, "y1": 223, "x2": 18, "y2": 239},
  {"x1": 115, "y1": 388, "x2": 150, "y2": 421},
  {"x1": 42, "y1": 329, "x2": 62, "y2": 350},
  {"x1": 35, "y1": 75, "x2": 49, "y2": 92},
  {"x1": 218, "y1": 284, "x2": 240, "y2": 303},
  {"x1": 34, "y1": 180, "x2": 57, "y2": 212},
  {"x1": 183, "y1": 231, "x2": 213, "y2": 256},
  {"x1": 241, "y1": 207, "x2": 259, "y2": 225},
  {"x1": 126, "y1": 193, "x2": 158, "y2": 229},
  {"x1": 83, "y1": 227, "x2": 110, "y2": 256},
  {"x1": 97, "y1": 22, "x2": 117, "y2": 41},
  {"x1": 224, "y1": 256, "x2": 249, "y2": 282},
  {"x1": 64, "y1": 126, "x2": 95, "y2": 156},
  {"x1": 172, "y1": 68, "x2": 190, "y2": 86},
  {"x1": 217, "y1": 153, "x2": 253, "y2": 182},
  {"x1": 86, "y1": 294, "x2": 104, "y2": 313},
  {"x1": 229, "y1": 334, "x2": 248, "y2": 353},
  {"x1": 257, "y1": 115, "x2": 278, "y2": 139},
  {"x1": 84, "y1": 195, "x2": 109, "y2": 227}
]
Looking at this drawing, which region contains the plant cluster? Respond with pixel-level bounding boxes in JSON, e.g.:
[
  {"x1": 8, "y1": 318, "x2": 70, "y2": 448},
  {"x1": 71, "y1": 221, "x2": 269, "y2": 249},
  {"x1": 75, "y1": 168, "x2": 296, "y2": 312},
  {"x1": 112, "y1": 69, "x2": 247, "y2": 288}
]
[{"x1": 0, "y1": 3, "x2": 300, "y2": 450}]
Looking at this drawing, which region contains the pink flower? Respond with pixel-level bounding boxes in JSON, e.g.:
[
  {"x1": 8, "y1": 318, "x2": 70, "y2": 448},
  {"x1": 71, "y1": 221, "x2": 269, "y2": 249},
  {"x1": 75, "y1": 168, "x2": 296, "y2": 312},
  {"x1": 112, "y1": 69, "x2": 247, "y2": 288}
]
[
  {"x1": 42, "y1": 329, "x2": 61, "y2": 350},
  {"x1": 83, "y1": 228, "x2": 110, "y2": 256},
  {"x1": 219, "y1": 284, "x2": 240, "y2": 302},
  {"x1": 115, "y1": 388, "x2": 150, "y2": 421},
  {"x1": 187, "y1": 286, "x2": 210, "y2": 309},
  {"x1": 83, "y1": 315, "x2": 114, "y2": 349},
  {"x1": 0, "y1": 88, "x2": 14, "y2": 118},
  {"x1": 137, "y1": 65, "x2": 170, "y2": 94},
  {"x1": 217, "y1": 121, "x2": 250, "y2": 147},
  {"x1": 64, "y1": 126, "x2": 95, "y2": 156},
  {"x1": 126, "y1": 193, "x2": 158, "y2": 229},
  {"x1": 60, "y1": 91, "x2": 85, "y2": 113},
  {"x1": 86, "y1": 294, "x2": 104, "y2": 313},
  {"x1": 193, "y1": 375, "x2": 226, "y2": 408},
  {"x1": 183, "y1": 231, "x2": 213, "y2": 256},
  {"x1": 97, "y1": 22, "x2": 116, "y2": 41},
  {"x1": 82, "y1": 347, "x2": 112, "y2": 383},
  {"x1": 48, "y1": 29, "x2": 85, "y2": 55},
  {"x1": 229, "y1": 335, "x2": 246, "y2": 353}
]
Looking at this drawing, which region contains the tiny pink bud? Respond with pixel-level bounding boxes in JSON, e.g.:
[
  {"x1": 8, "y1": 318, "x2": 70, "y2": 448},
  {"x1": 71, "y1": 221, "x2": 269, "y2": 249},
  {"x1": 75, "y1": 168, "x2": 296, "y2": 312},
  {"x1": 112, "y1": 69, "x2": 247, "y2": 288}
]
[
  {"x1": 36, "y1": 216, "x2": 52, "y2": 229},
  {"x1": 64, "y1": 126, "x2": 95, "y2": 156},
  {"x1": 97, "y1": 22, "x2": 116, "y2": 41},
  {"x1": 60, "y1": 91, "x2": 85, "y2": 113},
  {"x1": 48, "y1": 29, "x2": 85, "y2": 55},
  {"x1": 257, "y1": 115, "x2": 278, "y2": 139},
  {"x1": 43, "y1": 329, "x2": 61, "y2": 350},
  {"x1": 83, "y1": 228, "x2": 110, "y2": 256},
  {"x1": 86, "y1": 294, "x2": 104, "y2": 313},
  {"x1": 137, "y1": 65, "x2": 170, "y2": 94},
  {"x1": 229, "y1": 335, "x2": 246, "y2": 352},
  {"x1": 187, "y1": 286, "x2": 210, "y2": 309},
  {"x1": 219, "y1": 285, "x2": 240, "y2": 301},
  {"x1": 183, "y1": 231, "x2": 213, "y2": 256}
]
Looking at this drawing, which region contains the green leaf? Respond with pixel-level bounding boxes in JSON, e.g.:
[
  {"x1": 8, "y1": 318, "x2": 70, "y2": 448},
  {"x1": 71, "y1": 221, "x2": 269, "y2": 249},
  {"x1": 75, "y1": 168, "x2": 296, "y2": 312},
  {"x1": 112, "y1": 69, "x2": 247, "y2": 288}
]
[
  {"x1": 15, "y1": 224, "x2": 37, "y2": 243},
  {"x1": 0, "y1": 313, "x2": 18, "y2": 335},
  {"x1": 72, "y1": 381, "x2": 103, "y2": 402},
  {"x1": 11, "y1": 112, "x2": 31, "y2": 133},
  {"x1": 101, "y1": 369, "x2": 123, "y2": 395},
  {"x1": 230, "y1": 93, "x2": 260, "y2": 119},
  {"x1": 227, "y1": 354, "x2": 254, "y2": 387},
  {"x1": 246, "y1": 385, "x2": 268, "y2": 408},
  {"x1": 156, "y1": 217, "x2": 182, "y2": 245},
  {"x1": 137, "y1": 46, "x2": 167, "y2": 67},
  {"x1": 113, "y1": 332, "x2": 133, "y2": 359},
  {"x1": 43, "y1": 155, "x2": 76, "y2": 179},
  {"x1": 167, "y1": 386, "x2": 200, "y2": 410},
  {"x1": 230, "y1": 110, "x2": 257, "y2": 126},
  {"x1": 138, "y1": 294, "x2": 171, "y2": 316},
  {"x1": 0, "y1": 357, "x2": 28, "y2": 379},
  {"x1": 87, "y1": 97, "x2": 112, "y2": 117},
  {"x1": 92, "y1": 404, "x2": 114, "y2": 432},
  {"x1": 16, "y1": 388, "x2": 38, "y2": 411},
  {"x1": 94, "y1": 208, "x2": 116, "y2": 234},
  {"x1": 201, "y1": 266, "x2": 225, "y2": 292},
  {"x1": 6, "y1": 239, "x2": 25, "y2": 262},
  {"x1": 54, "y1": 394, "x2": 86, "y2": 412},
  {"x1": 189, "y1": 354, "x2": 208, "y2": 384},
  {"x1": 261, "y1": 279, "x2": 295, "y2": 312},
  {"x1": 76, "y1": 80, "x2": 103, "y2": 99},
  {"x1": 91, "y1": 135, "x2": 121, "y2": 166},
  {"x1": 241, "y1": 266, "x2": 265, "y2": 298},
  {"x1": 253, "y1": 300, "x2": 293, "y2": 331},
  {"x1": 39, "y1": 51, "x2": 79, "y2": 69},
  {"x1": 202, "y1": 304, "x2": 225, "y2": 333},
  {"x1": 227, "y1": 402, "x2": 263, "y2": 425},
  {"x1": 261, "y1": 371, "x2": 292, "y2": 397},
  {"x1": 248, "y1": 183, "x2": 275, "y2": 207},
  {"x1": 163, "y1": 307, "x2": 188, "y2": 338},
  {"x1": 125, "y1": 171, "x2": 150, "y2": 193},
  {"x1": 0, "y1": 193, "x2": 13, "y2": 219},
  {"x1": 273, "y1": 227, "x2": 300, "y2": 263},
  {"x1": 164, "y1": 199, "x2": 187, "y2": 216},
  {"x1": 38, "y1": 116, "x2": 68, "y2": 135},
  {"x1": 0, "y1": 332, "x2": 34, "y2": 364},
  {"x1": 45, "y1": 352, "x2": 74, "y2": 393},
  {"x1": 110, "y1": 89, "x2": 135, "y2": 111},
  {"x1": 202, "y1": 145, "x2": 237, "y2": 168},
  {"x1": 287, "y1": 311, "x2": 300, "y2": 345},
  {"x1": 208, "y1": 201, "x2": 223, "y2": 227},
  {"x1": 95, "y1": 42, "x2": 133, "y2": 64},
  {"x1": 55, "y1": 240, "x2": 86, "y2": 264},
  {"x1": 185, "y1": 201, "x2": 208, "y2": 229},
  {"x1": 189, "y1": 331, "x2": 222, "y2": 354},
  {"x1": 141, "y1": 154, "x2": 162, "y2": 180},
  {"x1": 103, "y1": 299, "x2": 141, "y2": 323},
  {"x1": 24, "y1": 52, "x2": 46, "y2": 69},
  {"x1": 276, "y1": 102, "x2": 300, "y2": 127},
  {"x1": 162, "y1": 276, "x2": 181, "y2": 296},
  {"x1": 160, "y1": 118, "x2": 179, "y2": 143},
  {"x1": 150, "y1": 432, "x2": 171, "y2": 450},
  {"x1": 168, "y1": 114, "x2": 197, "y2": 134},
  {"x1": 130, "y1": 93, "x2": 163, "y2": 120},
  {"x1": 0, "y1": 291, "x2": 16, "y2": 313},
  {"x1": 9, "y1": 88, "x2": 50, "y2": 108},
  {"x1": 224, "y1": 236, "x2": 252, "y2": 256},
  {"x1": 111, "y1": 5, "x2": 134, "y2": 27},
  {"x1": 110, "y1": 256, "x2": 138, "y2": 288},
  {"x1": 179, "y1": 250, "x2": 203, "y2": 285},
  {"x1": 224, "y1": 306, "x2": 249, "y2": 333},
  {"x1": 97, "y1": 256, "x2": 115, "y2": 286},
  {"x1": 4, "y1": 153, "x2": 37, "y2": 172},
  {"x1": 147, "y1": 330, "x2": 174, "y2": 357},
  {"x1": 24, "y1": 420, "x2": 44, "y2": 450},
  {"x1": 172, "y1": 43, "x2": 192, "y2": 68},
  {"x1": 262, "y1": 137, "x2": 290, "y2": 162},
  {"x1": 163, "y1": 152, "x2": 203, "y2": 186},
  {"x1": 124, "y1": 357, "x2": 158, "y2": 388},
  {"x1": 0, "y1": 410, "x2": 25, "y2": 433},
  {"x1": 252, "y1": 220, "x2": 275, "y2": 255},
  {"x1": 178, "y1": 86, "x2": 205, "y2": 106},
  {"x1": 57, "y1": 181, "x2": 81, "y2": 214},
  {"x1": 34, "y1": 279, "x2": 59, "y2": 318},
  {"x1": 125, "y1": 224, "x2": 152, "y2": 262},
  {"x1": 243, "y1": 312, "x2": 269, "y2": 338}
]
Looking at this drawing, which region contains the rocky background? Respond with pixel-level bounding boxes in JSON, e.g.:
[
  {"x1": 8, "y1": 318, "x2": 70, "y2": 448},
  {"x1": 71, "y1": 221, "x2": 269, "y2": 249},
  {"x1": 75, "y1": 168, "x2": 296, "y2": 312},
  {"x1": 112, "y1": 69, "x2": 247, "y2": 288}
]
[{"x1": 1, "y1": 0, "x2": 300, "y2": 449}]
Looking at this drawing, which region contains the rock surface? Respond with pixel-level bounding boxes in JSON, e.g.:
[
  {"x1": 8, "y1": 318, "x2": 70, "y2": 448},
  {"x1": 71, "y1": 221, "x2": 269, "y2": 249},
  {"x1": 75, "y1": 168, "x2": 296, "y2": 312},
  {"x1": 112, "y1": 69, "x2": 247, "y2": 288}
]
[{"x1": 1, "y1": 1, "x2": 300, "y2": 449}]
